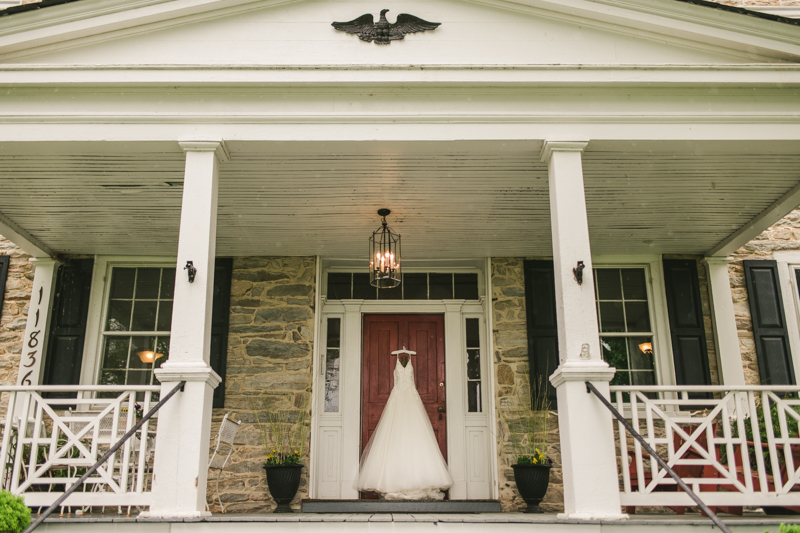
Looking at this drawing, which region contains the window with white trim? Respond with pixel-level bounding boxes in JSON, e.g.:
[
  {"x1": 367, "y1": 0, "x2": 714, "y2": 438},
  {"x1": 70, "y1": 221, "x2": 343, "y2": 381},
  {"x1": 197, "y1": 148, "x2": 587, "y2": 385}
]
[
  {"x1": 594, "y1": 267, "x2": 656, "y2": 387},
  {"x1": 98, "y1": 267, "x2": 175, "y2": 388}
]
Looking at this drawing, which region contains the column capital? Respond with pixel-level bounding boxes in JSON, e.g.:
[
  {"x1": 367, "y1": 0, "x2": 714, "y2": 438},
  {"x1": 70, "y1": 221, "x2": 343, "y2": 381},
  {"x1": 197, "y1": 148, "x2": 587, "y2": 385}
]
[
  {"x1": 178, "y1": 140, "x2": 230, "y2": 163},
  {"x1": 701, "y1": 256, "x2": 734, "y2": 267},
  {"x1": 343, "y1": 300, "x2": 364, "y2": 313},
  {"x1": 28, "y1": 257, "x2": 59, "y2": 267},
  {"x1": 540, "y1": 141, "x2": 589, "y2": 163}
]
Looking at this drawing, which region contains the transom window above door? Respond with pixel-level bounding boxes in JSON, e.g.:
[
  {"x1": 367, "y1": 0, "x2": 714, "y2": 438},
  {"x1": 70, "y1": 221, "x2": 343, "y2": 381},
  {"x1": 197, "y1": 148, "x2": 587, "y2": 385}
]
[
  {"x1": 99, "y1": 266, "x2": 175, "y2": 389},
  {"x1": 594, "y1": 268, "x2": 656, "y2": 387},
  {"x1": 326, "y1": 272, "x2": 480, "y2": 300}
]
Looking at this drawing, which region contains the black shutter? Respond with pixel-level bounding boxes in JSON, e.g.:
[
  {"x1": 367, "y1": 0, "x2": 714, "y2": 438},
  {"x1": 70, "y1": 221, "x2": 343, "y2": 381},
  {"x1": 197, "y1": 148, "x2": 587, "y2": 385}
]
[
  {"x1": 663, "y1": 259, "x2": 712, "y2": 389},
  {"x1": 42, "y1": 259, "x2": 94, "y2": 396},
  {"x1": 744, "y1": 260, "x2": 795, "y2": 385},
  {"x1": 523, "y1": 260, "x2": 560, "y2": 408},
  {"x1": 210, "y1": 258, "x2": 232, "y2": 408},
  {"x1": 0, "y1": 255, "x2": 9, "y2": 321}
]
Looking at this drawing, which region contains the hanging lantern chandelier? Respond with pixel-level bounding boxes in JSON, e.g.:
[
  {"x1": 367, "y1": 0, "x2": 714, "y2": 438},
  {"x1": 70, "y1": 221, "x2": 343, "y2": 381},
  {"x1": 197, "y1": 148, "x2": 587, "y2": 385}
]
[{"x1": 369, "y1": 208, "x2": 401, "y2": 289}]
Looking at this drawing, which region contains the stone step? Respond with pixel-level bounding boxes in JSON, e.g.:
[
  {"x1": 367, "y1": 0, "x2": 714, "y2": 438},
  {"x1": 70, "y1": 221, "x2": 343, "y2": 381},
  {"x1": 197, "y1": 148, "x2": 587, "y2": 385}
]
[{"x1": 301, "y1": 499, "x2": 503, "y2": 513}]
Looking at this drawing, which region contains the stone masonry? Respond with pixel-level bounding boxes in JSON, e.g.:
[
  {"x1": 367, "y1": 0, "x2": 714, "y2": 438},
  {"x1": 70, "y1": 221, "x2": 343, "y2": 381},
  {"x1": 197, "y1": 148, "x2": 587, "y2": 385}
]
[
  {"x1": 0, "y1": 236, "x2": 31, "y2": 388},
  {"x1": 206, "y1": 257, "x2": 315, "y2": 513},
  {"x1": 491, "y1": 258, "x2": 563, "y2": 512}
]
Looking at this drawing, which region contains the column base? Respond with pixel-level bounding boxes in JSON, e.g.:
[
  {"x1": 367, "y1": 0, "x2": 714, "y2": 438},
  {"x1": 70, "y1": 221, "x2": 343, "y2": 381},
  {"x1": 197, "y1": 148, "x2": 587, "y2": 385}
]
[
  {"x1": 139, "y1": 510, "x2": 212, "y2": 519},
  {"x1": 557, "y1": 512, "x2": 629, "y2": 521}
]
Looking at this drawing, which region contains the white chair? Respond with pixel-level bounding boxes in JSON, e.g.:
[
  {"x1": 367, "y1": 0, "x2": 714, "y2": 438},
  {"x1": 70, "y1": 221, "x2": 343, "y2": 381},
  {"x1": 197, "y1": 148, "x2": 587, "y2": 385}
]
[{"x1": 206, "y1": 414, "x2": 241, "y2": 514}]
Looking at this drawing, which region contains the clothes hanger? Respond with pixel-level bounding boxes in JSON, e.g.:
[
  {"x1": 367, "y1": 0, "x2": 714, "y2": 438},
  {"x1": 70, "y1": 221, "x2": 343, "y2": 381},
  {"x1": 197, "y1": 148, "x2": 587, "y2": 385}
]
[{"x1": 391, "y1": 346, "x2": 416, "y2": 367}]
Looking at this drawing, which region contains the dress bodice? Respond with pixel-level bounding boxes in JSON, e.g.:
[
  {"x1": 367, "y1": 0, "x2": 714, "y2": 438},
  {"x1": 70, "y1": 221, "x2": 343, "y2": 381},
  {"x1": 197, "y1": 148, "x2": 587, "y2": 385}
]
[{"x1": 393, "y1": 359, "x2": 415, "y2": 390}]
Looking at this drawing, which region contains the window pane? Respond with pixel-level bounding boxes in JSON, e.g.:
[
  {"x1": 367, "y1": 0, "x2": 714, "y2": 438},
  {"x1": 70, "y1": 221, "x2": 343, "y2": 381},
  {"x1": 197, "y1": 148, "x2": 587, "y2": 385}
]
[
  {"x1": 110, "y1": 268, "x2": 136, "y2": 299},
  {"x1": 611, "y1": 370, "x2": 630, "y2": 387},
  {"x1": 628, "y1": 337, "x2": 655, "y2": 371},
  {"x1": 601, "y1": 337, "x2": 629, "y2": 370},
  {"x1": 136, "y1": 268, "x2": 161, "y2": 299},
  {"x1": 468, "y1": 381, "x2": 481, "y2": 412},
  {"x1": 103, "y1": 337, "x2": 130, "y2": 369},
  {"x1": 352, "y1": 273, "x2": 376, "y2": 300},
  {"x1": 599, "y1": 302, "x2": 625, "y2": 332},
  {"x1": 129, "y1": 337, "x2": 156, "y2": 370},
  {"x1": 429, "y1": 273, "x2": 453, "y2": 299},
  {"x1": 621, "y1": 269, "x2": 647, "y2": 300},
  {"x1": 160, "y1": 268, "x2": 176, "y2": 299},
  {"x1": 131, "y1": 301, "x2": 158, "y2": 331},
  {"x1": 595, "y1": 269, "x2": 622, "y2": 300},
  {"x1": 127, "y1": 370, "x2": 151, "y2": 386},
  {"x1": 465, "y1": 318, "x2": 480, "y2": 348},
  {"x1": 467, "y1": 349, "x2": 481, "y2": 380},
  {"x1": 100, "y1": 370, "x2": 126, "y2": 385},
  {"x1": 625, "y1": 302, "x2": 651, "y2": 332},
  {"x1": 403, "y1": 273, "x2": 428, "y2": 299},
  {"x1": 327, "y1": 273, "x2": 352, "y2": 299},
  {"x1": 454, "y1": 273, "x2": 479, "y2": 300},
  {"x1": 157, "y1": 301, "x2": 173, "y2": 331},
  {"x1": 326, "y1": 318, "x2": 341, "y2": 348},
  {"x1": 325, "y1": 350, "x2": 340, "y2": 412},
  {"x1": 106, "y1": 300, "x2": 132, "y2": 332},
  {"x1": 631, "y1": 370, "x2": 656, "y2": 386},
  {"x1": 378, "y1": 285, "x2": 402, "y2": 300}
]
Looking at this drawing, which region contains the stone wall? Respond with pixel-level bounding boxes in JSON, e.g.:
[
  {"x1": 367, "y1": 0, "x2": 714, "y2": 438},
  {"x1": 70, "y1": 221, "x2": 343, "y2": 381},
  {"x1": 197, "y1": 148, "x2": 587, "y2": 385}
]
[
  {"x1": 0, "y1": 236, "x2": 32, "y2": 387},
  {"x1": 729, "y1": 208, "x2": 800, "y2": 385},
  {"x1": 491, "y1": 258, "x2": 563, "y2": 512},
  {"x1": 206, "y1": 257, "x2": 315, "y2": 513}
]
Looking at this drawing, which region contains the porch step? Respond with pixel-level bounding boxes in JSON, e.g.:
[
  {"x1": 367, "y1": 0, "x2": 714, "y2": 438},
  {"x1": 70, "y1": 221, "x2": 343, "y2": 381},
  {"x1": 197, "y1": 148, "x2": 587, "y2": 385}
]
[{"x1": 301, "y1": 499, "x2": 502, "y2": 513}]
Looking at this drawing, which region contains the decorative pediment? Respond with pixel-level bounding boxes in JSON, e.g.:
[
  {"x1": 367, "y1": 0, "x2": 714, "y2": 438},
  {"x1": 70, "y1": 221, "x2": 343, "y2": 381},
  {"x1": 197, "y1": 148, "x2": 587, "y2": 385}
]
[{"x1": 0, "y1": 0, "x2": 798, "y2": 66}]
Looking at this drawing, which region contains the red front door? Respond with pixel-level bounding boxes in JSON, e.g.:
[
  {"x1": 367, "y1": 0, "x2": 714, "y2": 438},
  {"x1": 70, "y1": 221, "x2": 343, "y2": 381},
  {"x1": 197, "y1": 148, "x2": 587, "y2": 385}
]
[{"x1": 361, "y1": 314, "x2": 447, "y2": 460}]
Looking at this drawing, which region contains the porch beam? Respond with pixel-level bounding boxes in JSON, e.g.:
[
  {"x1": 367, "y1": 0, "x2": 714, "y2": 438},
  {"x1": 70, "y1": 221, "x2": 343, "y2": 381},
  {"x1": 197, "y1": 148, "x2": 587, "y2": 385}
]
[
  {"x1": 0, "y1": 210, "x2": 56, "y2": 259},
  {"x1": 542, "y1": 140, "x2": 627, "y2": 521},
  {"x1": 144, "y1": 140, "x2": 225, "y2": 518},
  {"x1": 706, "y1": 180, "x2": 800, "y2": 257}
]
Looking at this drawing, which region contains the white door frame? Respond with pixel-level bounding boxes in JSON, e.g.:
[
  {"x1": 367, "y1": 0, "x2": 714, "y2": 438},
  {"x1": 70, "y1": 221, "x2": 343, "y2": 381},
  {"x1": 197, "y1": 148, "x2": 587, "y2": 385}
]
[{"x1": 310, "y1": 265, "x2": 495, "y2": 500}]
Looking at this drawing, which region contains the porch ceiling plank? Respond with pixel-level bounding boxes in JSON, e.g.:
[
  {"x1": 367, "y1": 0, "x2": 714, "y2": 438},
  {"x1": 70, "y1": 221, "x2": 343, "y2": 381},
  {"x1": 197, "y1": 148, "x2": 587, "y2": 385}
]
[
  {"x1": 705, "y1": 180, "x2": 800, "y2": 257},
  {"x1": 0, "y1": 141, "x2": 799, "y2": 258}
]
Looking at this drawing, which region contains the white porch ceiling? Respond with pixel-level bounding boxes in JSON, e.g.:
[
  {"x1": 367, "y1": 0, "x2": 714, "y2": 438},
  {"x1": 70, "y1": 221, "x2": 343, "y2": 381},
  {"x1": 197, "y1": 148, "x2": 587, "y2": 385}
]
[{"x1": 0, "y1": 140, "x2": 798, "y2": 259}]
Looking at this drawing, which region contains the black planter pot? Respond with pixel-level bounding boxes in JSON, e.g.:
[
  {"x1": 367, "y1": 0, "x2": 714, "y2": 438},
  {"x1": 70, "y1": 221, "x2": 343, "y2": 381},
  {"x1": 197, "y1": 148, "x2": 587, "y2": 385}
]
[
  {"x1": 511, "y1": 463, "x2": 551, "y2": 513},
  {"x1": 264, "y1": 464, "x2": 303, "y2": 513}
]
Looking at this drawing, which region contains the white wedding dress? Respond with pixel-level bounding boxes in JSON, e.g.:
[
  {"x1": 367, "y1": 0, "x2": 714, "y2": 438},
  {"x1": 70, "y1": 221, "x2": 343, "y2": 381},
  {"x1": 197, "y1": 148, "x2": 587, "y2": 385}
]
[{"x1": 357, "y1": 358, "x2": 453, "y2": 500}]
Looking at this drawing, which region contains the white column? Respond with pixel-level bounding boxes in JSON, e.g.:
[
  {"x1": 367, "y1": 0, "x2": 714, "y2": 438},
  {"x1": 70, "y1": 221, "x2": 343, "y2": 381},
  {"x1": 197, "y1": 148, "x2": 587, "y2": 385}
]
[
  {"x1": 144, "y1": 141, "x2": 227, "y2": 518},
  {"x1": 541, "y1": 141, "x2": 627, "y2": 520},
  {"x1": 443, "y1": 301, "x2": 467, "y2": 499},
  {"x1": 340, "y1": 301, "x2": 363, "y2": 499},
  {"x1": 702, "y1": 257, "x2": 746, "y2": 386},
  {"x1": 16, "y1": 258, "x2": 58, "y2": 386}
]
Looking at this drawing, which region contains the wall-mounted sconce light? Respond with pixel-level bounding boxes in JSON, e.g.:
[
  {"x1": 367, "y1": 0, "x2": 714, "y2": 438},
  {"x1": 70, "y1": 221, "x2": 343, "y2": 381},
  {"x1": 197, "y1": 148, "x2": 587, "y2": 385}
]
[
  {"x1": 185, "y1": 261, "x2": 197, "y2": 283},
  {"x1": 573, "y1": 261, "x2": 585, "y2": 285}
]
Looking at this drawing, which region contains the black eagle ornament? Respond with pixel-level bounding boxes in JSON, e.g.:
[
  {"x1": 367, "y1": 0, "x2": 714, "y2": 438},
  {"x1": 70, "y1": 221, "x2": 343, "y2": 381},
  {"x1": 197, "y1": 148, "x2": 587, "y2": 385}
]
[{"x1": 332, "y1": 9, "x2": 440, "y2": 45}]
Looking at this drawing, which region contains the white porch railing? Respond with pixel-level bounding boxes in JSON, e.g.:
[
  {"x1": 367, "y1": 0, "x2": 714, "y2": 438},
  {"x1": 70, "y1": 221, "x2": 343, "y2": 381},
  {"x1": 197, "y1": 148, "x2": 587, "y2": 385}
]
[
  {"x1": 611, "y1": 385, "x2": 800, "y2": 508},
  {"x1": 0, "y1": 385, "x2": 160, "y2": 508}
]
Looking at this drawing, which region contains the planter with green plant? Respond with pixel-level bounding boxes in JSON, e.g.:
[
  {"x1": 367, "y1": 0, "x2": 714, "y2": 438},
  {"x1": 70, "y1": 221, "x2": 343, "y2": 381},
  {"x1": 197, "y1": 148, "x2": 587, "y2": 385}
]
[
  {"x1": 254, "y1": 395, "x2": 310, "y2": 513},
  {"x1": 0, "y1": 490, "x2": 31, "y2": 533},
  {"x1": 502, "y1": 377, "x2": 552, "y2": 513}
]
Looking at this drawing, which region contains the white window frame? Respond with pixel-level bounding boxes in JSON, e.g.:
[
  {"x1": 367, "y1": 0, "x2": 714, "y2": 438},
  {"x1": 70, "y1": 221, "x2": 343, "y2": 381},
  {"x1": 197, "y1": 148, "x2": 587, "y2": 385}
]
[
  {"x1": 592, "y1": 255, "x2": 675, "y2": 387},
  {"x1": 80, "y1": 256, "x2": 177, "y2": 386}
]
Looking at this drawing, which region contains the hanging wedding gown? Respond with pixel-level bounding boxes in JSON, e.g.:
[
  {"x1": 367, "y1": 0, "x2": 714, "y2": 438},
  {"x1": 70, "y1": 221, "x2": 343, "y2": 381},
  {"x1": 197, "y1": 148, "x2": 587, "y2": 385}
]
[{"x1": 357, "y1": 358, "x2": 453, "y2": 500}]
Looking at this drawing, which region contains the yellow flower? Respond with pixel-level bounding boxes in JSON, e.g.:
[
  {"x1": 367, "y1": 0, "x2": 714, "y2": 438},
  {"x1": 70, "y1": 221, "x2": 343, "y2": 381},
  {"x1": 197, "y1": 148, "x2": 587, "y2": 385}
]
[
  {"x1": 294, "y1": 451, "x2": 299, "y2": 454},
  {"x1": 532, "y1": 458, "x2": 538, "y2": 464}
]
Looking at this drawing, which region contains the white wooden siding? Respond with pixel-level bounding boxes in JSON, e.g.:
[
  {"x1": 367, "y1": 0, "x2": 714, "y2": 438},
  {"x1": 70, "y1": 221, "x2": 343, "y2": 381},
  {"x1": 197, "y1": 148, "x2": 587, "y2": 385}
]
[{"x1": 3, "y1": 0, "x2": 765, "y2": 65}]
